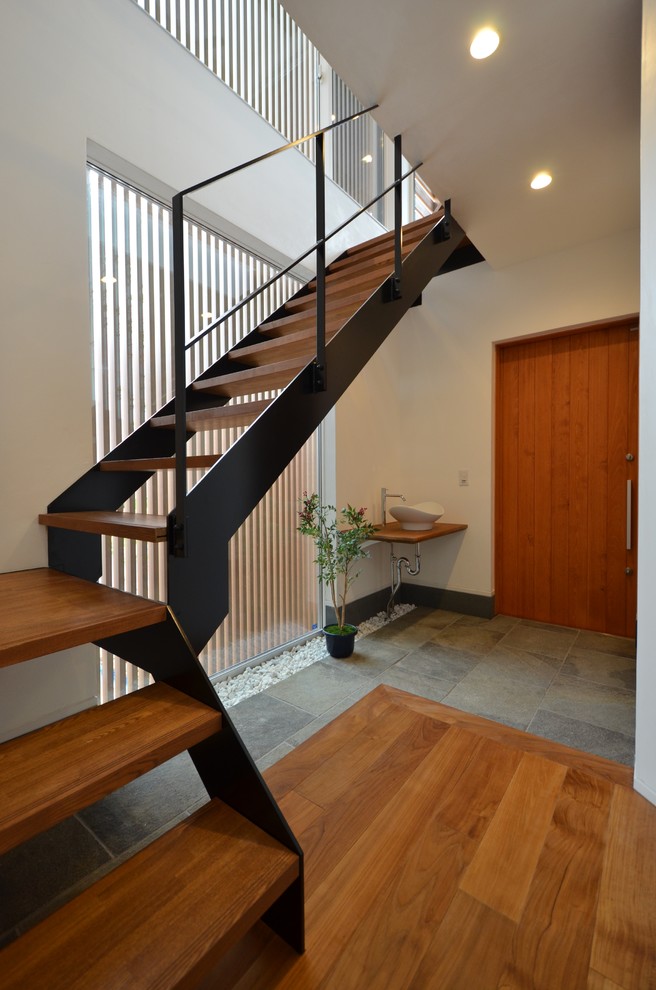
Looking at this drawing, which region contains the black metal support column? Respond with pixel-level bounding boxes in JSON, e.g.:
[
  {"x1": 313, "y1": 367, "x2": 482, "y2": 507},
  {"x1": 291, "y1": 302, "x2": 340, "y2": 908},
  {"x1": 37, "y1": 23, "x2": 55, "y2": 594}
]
[
  {"x1": 171, "y1": 192, "x2": 188, "y2": 557},
  {"x1": 391, "y1": 133, "x2": 403, "y2": 300},
  {"x1": 312, "y1": 131, "x2": 327, "y2": 392}
]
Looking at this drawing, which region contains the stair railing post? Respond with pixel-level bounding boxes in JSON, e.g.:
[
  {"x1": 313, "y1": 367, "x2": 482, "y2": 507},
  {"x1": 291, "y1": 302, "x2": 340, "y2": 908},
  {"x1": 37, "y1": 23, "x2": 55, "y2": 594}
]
[
  {"x1": 392, "y1": 133, "x2": 403, "y2": 299},
  {"x1": 313, "y1": 130, "x2": 327, "y2": 392},
  {"x1": 172, "y1": 192, "x2": 188, "y2": 557}
]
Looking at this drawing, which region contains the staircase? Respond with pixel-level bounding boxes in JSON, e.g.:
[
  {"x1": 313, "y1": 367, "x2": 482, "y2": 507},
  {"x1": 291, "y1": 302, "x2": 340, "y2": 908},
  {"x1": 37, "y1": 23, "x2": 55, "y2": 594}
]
[{"x1": 0, "y1": 198, "x2": 481, "y2": 985}]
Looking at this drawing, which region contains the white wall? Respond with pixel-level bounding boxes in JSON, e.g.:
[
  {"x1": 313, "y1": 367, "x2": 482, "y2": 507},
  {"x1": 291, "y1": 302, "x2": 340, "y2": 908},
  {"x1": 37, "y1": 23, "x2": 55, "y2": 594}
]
[
  {"x1": 335, "y1": 227, "x2": 639, "y2": 603},
  {"x1": 0, "y1": 0, "x2": 381, "y2": 738},
  {"x1": 635, "y1": 0, "x2": 656, "y2": 805}
]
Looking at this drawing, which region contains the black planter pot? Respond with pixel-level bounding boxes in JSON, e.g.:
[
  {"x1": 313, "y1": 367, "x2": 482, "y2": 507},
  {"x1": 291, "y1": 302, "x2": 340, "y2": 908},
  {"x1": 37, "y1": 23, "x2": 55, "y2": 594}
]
[{"x1": 323, "y1": 624, "x2": 358, "y2": 659}]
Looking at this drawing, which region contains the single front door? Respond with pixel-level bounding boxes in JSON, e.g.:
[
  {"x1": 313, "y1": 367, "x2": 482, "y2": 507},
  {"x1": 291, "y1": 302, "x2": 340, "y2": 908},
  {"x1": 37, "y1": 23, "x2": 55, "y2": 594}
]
[{"x1": 495, "y1": 318, "x2": 638, "y2": 637}]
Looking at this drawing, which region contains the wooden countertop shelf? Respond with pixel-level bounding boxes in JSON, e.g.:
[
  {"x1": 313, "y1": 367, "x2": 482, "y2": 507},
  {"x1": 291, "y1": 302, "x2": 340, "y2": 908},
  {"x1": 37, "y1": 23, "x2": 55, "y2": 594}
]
[{"x1": 370, "y1": 521, "x2": 468, "y2": 544}]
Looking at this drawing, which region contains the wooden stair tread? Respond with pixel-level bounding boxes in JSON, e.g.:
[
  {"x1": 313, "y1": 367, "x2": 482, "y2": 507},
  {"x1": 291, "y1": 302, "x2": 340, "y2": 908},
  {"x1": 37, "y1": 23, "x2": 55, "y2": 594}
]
[
  {"x1": 152, "y1": 398, "x2": 270, "y2": 431},
  {"x1": 193, "y1": 355, "x2": 309, "y2": 398},
  {"x1": 344, "y1": 210, "x2": 443, "y2": 257},
  {"x1": 259, "y1": 297, "x2": 363, "y2": 335},
  {"x1": 100, "y1": 454, "x2": 221, "y2": 472},
  {"x1": 324, "y1": 230, "x2": 427, "y2": 276},
  {"x1": 39, "y1": 511, "x2": 169, "y2": 542},
  {"x1": 0, "y1": 798, "x2": 300, "y2": 990},
  {"x1": 0, "y1": 569, "x2": 167, "y2": 668},
  {"x1": 283, "y1": 275, "x2": 382, "y2": 313},
  {"x1": 0, "y1": 682, "x2": 221, "y2": 855},
  {"x1": 227, "y1": 324, "x2": 345, "y2": 367}
]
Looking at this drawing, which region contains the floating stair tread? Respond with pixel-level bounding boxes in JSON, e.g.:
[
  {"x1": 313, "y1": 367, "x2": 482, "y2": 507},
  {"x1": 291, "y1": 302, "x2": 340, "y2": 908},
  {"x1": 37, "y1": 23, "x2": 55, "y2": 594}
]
[
  {"x1": 100, "y1": 454, "x2": 221, "y2": 472},
  {"x1": 324, "y1": 230, "x2": 427, "y2": 276},
  {"x1": 259, "y1": 296, "x2": 364, "y2": 335},
  {"x1": 283, "y1": 276, "x2": 382, "y2": 313},
  {"x1": 152, "y1": 399, "x2": 270, "y2": 431},
  {"x1": 0, "y1": 682, "x2": 221, "y2": 855},
  {"x1": 344, "y1": 210, "x2": 443, "y2": 257},
  {"x1": 227, "y1": 325, "x2": 339, "y2": 366},
  {"x1": 0, "y1": 798, "x2": 300, "y2": 990},
  {"x1": 39, "y1": 511, "x2": 169, "y2": 542},
  {"x1": 0, "y1": 569, "x2": 167, "y2": 668},
  {"x1": 193, "y1": 355, "x2": 309, "y2": 398}
]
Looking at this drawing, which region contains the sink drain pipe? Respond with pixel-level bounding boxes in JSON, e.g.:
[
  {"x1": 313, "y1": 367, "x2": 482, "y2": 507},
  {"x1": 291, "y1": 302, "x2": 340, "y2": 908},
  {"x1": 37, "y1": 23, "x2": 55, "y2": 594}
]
[{"x1": 387, "y1": 544, "x2": 421, "y2": 617}]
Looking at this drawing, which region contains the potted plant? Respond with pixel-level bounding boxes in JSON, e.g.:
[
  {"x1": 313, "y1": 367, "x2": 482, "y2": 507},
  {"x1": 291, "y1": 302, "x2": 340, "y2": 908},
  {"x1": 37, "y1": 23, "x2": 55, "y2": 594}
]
[{"x1": 298, "y1": 492, "x2": 377, "y2": 658}]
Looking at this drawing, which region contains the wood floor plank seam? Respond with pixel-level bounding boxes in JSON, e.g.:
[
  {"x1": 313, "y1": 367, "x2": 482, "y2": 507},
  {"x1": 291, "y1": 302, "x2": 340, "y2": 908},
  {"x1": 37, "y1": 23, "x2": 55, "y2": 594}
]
[{"x1": 194, "y1": 686, "x2": 656, "y2": 989}]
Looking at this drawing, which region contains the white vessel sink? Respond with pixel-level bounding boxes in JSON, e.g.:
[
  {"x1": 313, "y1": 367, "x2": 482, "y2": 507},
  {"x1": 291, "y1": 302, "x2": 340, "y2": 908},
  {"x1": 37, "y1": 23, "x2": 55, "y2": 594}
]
[{"x1": 390, "y1": 501, "x2": 445, "y2": 530}]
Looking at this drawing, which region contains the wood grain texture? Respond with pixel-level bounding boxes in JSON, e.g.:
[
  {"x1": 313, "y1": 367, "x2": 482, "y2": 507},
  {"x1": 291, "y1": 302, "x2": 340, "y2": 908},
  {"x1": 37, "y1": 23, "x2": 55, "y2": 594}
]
[
  {"x1": 459, "y1": 752, "x2": 567, "y2": 921},
  {"x1": 0, "y1": 799, "x2": 299, "y2": 990},
  {"x1": 152, "y1": 398, "x2": 270, "y2": 431},
  {"x1": 99, "y1": 454, "x2": 221, "y2": 471},
  {"x1": 0, "y1": 568, "x2": 166, "y2": 667},
  {"x1": 591, "y1": 784, "x2": 656, "y2": 987},
  {"x1": 210, "y1": 685, "x2": 654, "y2": 989},
  {"x1": 369, "y1": 521, "x2": 468, "y2": 544},
  {"x1": 194, "y1": 356, "x2": 308, "y2": 399},
  {"x1": 0, "y1": 682, "x2": 221, "y2": 854},
  {"x1": 496, "y1": 321, "x2": 639, "y2": 636},
  {"x1": 38, "y1": 510, "x2": 168, "y2": 541}
]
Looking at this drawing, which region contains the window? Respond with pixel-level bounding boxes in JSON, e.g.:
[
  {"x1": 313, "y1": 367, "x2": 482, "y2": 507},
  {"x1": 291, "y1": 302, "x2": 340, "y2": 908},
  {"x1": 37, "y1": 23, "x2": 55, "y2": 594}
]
[{"x1": 88, "y1": 165, "x2": 319, "y2": 700}]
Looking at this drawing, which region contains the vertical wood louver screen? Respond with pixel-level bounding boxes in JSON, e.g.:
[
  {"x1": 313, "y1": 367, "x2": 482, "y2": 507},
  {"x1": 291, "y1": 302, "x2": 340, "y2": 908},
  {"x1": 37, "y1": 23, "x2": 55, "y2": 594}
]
[
  {"x1": 134, "y1": 0, "x2": 435, "y2": 220},
  {"x1": 88, "y1": 165, "x2": 319, "y2": 702},
  {"x1": 136, "y1": 0, "x2": 318, "y2": 153}
]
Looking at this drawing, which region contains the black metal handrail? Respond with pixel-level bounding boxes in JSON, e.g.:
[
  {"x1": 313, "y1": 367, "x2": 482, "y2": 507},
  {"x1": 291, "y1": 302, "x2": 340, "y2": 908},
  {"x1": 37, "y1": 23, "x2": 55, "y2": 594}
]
[
  {"x1": 171, "y1": 105, "x2": 423, "y2": 556},
  {"x1": 185, "y1": 160, "x2": 422, "y2": 353}
]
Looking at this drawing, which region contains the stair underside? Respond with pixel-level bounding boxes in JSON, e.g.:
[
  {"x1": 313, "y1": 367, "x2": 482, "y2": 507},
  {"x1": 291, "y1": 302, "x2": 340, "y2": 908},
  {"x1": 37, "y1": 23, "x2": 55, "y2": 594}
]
[
  {"x1": 0, "y1": 798, "x2": 300, "y2": 990},
  {"x1": 0, "y1": 682, "x2": 221, "y2": 855},
  {"x1": 0, "y1": 569, "x2": 167, "y2": 667}
]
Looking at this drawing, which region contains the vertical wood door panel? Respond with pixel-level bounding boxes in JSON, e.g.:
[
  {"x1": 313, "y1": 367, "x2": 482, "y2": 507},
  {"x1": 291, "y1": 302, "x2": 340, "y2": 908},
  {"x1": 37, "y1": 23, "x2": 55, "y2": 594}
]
[{"x1": 495, "y1": 322, "x2": 638, "y2": 637}]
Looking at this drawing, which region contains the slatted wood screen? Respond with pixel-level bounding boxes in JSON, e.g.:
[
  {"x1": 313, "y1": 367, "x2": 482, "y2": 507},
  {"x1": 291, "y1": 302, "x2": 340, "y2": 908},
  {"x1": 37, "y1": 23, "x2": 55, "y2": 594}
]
[
  {"x1": 133, "y1": 0, "x2": 431, "y2": 220},
  {"x1": 88, "y1": 165, "x2": 319, "y2": 701}
]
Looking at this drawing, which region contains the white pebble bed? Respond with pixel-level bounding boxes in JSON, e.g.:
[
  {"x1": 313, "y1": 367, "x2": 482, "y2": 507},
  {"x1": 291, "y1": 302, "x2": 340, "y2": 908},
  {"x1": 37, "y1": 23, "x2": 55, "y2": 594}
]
[{"x1": 216, "y1": 603, "x2": 415, "y2": 709}]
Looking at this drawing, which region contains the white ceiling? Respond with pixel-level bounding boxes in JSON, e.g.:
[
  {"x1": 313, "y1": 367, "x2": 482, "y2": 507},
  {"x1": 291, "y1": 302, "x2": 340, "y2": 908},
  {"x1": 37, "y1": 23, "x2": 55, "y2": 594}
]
[{"x1": 283, "y1": 0, "x2": 642, "y2": 269}]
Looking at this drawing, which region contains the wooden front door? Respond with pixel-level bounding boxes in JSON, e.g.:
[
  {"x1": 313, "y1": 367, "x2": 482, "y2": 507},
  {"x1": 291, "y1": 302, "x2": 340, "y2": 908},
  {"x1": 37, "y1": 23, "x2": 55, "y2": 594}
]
[{"x1": 495, "y1": 318, "x2": 638, "y2": 637}]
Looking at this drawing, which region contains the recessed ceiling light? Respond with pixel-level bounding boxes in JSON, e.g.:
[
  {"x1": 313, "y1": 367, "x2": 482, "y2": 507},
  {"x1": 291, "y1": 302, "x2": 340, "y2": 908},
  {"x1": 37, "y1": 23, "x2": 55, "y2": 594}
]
[
  {"x1": 100, "y1": 275, "x2": 117, "y2": 284},
  {"x1": 530, "y1": 171, "x2": 553, "y2": 190},
  {"x1": 361, "y1": 153, "x2": 373, "y2": 164},
  {"x1": 470, "y1": 27, "x2": 499, "y2": 60}
]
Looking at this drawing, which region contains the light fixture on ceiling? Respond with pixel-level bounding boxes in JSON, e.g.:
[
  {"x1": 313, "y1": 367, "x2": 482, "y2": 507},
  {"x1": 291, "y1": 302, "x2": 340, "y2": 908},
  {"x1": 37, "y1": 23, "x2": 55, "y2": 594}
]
[
  {"x1": 200, "y1": 312, "x2": 214, "y2": 321},
  {"x1": 530, "y1": 171, "x2": 553, "y2": 190},
  {"x1": 100, "y1": 275, "x2": 117, "y2": 284},
  {"x1": 361, "y1": 153, "x2": 373, "y2": 164},
  {"x1": 470, "y1": 27, "x2": 499, "y2": 60}
]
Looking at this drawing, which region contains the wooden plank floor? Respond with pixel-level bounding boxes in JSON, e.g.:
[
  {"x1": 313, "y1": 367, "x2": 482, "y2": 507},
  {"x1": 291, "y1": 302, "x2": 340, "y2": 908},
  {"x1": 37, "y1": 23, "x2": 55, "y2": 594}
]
[{"x1": 203, "y1": 685, "x2": 655, "y2": 990}]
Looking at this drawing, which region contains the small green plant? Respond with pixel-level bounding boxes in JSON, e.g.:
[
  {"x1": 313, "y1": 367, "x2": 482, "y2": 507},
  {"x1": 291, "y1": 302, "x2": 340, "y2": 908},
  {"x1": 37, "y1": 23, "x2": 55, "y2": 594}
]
[{"x1": 298, "y1": 492, "x2": 377, "y2": 634}]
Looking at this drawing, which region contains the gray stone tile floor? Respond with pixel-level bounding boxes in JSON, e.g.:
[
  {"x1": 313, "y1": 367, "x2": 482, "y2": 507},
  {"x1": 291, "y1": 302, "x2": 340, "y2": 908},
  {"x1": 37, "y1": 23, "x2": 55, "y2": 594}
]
[{"x1": 0, "y1": 607, "x2": 636, "y2": 946}]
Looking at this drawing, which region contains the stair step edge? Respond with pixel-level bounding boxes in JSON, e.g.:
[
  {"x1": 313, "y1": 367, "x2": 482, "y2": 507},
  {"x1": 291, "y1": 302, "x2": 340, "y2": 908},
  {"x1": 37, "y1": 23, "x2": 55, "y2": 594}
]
[
  {"x1": 100, "y1": 454, "x2": 221, "y2": 472},
  {"x1": 0, "y1": 799, "x2": 300, "y2": 990},
  {"x1": 152, "y1": 398, "x2": 270, "y2": 431},
  {"x1": 0, "y1": 682, "x2": 222, "y2": 855},
  {"x1": 0, "y1": 569, "x2": 167, "y2": 668},
  {"x1": 39, "y1": 511, "x2": 169, "y2": 542}
]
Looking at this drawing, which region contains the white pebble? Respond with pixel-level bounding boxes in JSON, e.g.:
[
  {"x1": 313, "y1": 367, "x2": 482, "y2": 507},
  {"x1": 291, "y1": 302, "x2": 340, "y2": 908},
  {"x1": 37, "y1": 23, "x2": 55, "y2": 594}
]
[{"x1": 216, "y1": 604, "x2": 415, "y2": 708}]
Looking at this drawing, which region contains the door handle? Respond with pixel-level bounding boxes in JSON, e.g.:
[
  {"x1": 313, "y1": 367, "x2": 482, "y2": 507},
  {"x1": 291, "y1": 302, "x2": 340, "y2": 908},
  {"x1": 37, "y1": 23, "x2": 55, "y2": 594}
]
[{"x1": 626, "y1": 479, "x2": 632, "y2": 551}]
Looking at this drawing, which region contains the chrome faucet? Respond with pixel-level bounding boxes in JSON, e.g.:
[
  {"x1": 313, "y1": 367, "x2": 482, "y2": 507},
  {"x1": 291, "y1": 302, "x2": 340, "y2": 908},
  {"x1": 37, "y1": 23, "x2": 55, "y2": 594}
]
[{"x1": 381, "y1": 487, "x2": 406, "y2": 525}]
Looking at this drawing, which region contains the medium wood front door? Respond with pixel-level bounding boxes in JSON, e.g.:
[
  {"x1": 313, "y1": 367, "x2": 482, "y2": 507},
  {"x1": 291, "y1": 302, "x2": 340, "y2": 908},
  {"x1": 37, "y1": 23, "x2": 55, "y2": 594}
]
[{"x1": 495, "y1": 319, "x2": 638, "y2": 637}]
